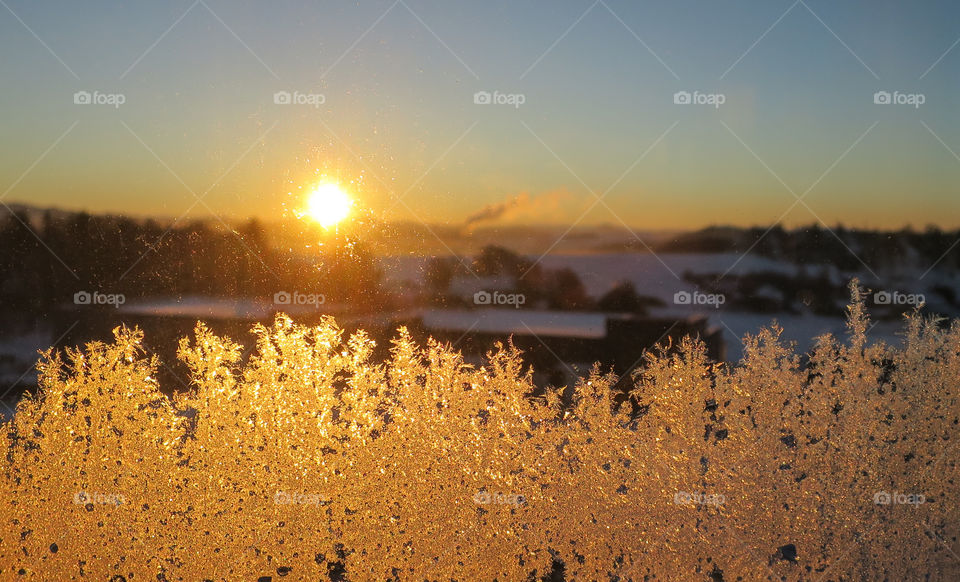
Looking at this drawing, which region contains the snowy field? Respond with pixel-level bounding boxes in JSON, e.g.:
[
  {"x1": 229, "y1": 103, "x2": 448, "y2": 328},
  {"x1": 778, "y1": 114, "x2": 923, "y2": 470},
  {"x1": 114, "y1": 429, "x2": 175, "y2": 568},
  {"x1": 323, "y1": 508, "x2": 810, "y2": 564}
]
[{"x1": 380, "y1": 252, "x2": 930, "y2": 362}]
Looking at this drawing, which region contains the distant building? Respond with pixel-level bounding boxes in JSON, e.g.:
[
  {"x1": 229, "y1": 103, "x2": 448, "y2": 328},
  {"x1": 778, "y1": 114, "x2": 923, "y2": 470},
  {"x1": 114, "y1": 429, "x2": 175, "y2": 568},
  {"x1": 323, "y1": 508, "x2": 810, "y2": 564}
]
[{"x1": 397, "y1": 308, "x2": 725, "y2": 388}]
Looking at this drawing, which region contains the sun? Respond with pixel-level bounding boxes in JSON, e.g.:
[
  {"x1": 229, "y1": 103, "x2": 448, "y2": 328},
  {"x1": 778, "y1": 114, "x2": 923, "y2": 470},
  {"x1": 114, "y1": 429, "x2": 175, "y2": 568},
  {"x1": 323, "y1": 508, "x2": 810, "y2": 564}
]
[{"x1": 305, "y1": 183, "x2": 352, "y2": 228}]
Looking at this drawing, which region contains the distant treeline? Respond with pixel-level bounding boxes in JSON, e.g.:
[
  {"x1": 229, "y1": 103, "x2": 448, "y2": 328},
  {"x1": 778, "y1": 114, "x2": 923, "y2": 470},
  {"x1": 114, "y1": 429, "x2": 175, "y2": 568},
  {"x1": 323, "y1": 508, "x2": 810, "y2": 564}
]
[
  {"x1": 4, "y1": 206, "x2": 956, "y2": 315},
  {"x1": 643, "y1": 224, "x2": 960, "y2": 270},
  {"x1": 0, "y1": 208, "x2": 387, "y2": 313},
  {"x1": 425, "y1": 245, "x2": 665, "y2": 314}
]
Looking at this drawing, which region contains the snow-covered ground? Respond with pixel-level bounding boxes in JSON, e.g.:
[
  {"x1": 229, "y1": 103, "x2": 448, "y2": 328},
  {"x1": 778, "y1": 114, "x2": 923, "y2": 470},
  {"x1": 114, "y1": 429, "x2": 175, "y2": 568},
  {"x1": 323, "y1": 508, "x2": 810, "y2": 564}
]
[
  {"x1": 707, "y1": 311, "x2": 905, "y2": 363},
  {"x1": 379, "y1": 253, "x2": 931, "y2": 362},
  {"x1": 0, "y1": 327, "x2": 54, "y2": 421},
  {"x1": 382, "y1": 253, "x2": 806, "y2": 301},
  {"x1": 537, "y1": 253, "x2": 802, "y2": 299}
]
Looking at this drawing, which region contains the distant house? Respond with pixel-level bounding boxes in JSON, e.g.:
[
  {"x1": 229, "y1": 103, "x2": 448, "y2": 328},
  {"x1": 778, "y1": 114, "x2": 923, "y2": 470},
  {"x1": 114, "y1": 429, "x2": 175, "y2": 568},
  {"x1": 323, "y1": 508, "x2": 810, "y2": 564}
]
[{"x1": 396, "y1": 308, "x2": 725, "y2": 388}]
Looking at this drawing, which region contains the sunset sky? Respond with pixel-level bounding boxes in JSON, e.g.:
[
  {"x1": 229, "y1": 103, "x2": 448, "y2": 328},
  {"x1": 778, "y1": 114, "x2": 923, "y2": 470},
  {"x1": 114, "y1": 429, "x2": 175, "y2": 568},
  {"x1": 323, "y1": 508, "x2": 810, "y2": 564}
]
[{"x1": 1, "y1": 0, "x2": 959, "y2": 230}]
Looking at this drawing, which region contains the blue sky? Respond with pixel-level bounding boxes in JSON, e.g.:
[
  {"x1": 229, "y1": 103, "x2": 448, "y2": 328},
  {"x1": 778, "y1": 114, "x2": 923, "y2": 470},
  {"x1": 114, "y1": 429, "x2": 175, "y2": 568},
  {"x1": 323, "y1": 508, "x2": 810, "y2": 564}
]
[{"x1": 1, "y1": 0, "x2": 959, "y2": 228}]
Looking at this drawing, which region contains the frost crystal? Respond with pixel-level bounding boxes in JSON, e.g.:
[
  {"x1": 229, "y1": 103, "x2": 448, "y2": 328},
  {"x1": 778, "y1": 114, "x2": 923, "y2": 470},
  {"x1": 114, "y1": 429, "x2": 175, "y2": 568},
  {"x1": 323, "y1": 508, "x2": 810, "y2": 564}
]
[{"x1": 1, "y1": 286, "x2": 957, "y2": 580}]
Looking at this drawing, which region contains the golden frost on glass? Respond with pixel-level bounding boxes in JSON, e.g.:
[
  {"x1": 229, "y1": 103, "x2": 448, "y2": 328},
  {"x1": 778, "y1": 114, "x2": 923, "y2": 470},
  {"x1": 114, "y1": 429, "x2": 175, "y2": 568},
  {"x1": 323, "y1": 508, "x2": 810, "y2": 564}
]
[{"x1": 1, "y1": 282, "x2": 957, "y2": 580}]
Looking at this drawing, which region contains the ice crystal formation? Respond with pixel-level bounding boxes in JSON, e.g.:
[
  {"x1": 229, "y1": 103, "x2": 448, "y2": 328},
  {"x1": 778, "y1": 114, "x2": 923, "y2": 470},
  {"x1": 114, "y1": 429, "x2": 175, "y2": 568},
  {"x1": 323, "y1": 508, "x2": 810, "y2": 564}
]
[{"x1": 1, "y1": 283, "x2": 958, "y2": 580}]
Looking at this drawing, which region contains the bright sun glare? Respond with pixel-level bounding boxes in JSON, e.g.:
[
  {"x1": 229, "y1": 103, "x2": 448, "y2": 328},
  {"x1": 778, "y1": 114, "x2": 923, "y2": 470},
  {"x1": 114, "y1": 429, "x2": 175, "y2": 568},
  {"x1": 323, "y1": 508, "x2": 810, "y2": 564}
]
[{"x1": 306, "y1": 183, "x2": 352, "y2": 228}]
